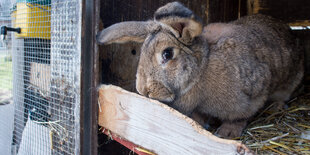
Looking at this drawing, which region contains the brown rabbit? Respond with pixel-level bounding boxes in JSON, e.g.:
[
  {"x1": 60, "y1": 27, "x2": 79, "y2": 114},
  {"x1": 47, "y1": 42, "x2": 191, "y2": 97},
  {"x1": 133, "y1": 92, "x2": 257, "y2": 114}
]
[{"x1": 96, "y1": 2, "x2": 304, "y2": 138}]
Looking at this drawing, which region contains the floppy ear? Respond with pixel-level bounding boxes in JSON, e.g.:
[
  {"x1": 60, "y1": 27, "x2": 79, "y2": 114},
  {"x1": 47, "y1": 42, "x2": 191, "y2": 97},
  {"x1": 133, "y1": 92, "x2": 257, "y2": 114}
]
[
  {"x1": 96, "y1": 21, "x2": 151, "y2": 45},
  {"x1": 154, "y1": 2, "x2": 203, "y2": 44}
]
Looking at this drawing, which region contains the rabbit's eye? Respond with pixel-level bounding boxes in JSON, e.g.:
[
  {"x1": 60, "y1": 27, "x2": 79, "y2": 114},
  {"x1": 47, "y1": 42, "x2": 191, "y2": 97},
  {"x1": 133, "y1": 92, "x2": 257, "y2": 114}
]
[{"x1": 162, "y1": 47, "x2": 174, "y2": 61}]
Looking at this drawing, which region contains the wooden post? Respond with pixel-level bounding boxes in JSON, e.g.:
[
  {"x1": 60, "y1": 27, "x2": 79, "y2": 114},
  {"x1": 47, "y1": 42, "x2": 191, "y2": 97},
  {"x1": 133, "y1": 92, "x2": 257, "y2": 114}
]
[{"x1": 80, "y1": 0, "x2": 100, "y2": 154}]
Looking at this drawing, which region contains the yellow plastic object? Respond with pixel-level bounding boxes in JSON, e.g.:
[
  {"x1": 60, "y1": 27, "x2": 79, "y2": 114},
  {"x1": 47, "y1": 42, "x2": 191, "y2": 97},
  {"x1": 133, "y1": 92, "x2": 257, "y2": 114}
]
[{"x1": 14, "y1": 3, "x2": 50, "y2": 39}]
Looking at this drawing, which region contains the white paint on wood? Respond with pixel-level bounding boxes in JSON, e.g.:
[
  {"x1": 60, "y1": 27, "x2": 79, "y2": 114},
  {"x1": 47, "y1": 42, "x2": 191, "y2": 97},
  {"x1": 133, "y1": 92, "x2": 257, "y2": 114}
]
[
  {"x1": 98, "y1": 85, "x2": 251, "y2": 155},
  {"x1": 30, "y1": 62, "x2": 51, "y2": 93}
]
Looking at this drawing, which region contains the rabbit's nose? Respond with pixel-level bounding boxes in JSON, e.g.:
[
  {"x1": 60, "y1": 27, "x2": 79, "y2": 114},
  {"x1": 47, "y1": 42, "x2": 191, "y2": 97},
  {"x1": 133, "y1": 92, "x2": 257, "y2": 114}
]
[
  {"x1": 142, "y1": 89, "x2": 150, "y2": 98},
  {"x1": 145, "y1": 91, "x2": 150, "y2": 98},
  {"x1": 136, "y1": 84, "x2": 149, "y2": 97}
]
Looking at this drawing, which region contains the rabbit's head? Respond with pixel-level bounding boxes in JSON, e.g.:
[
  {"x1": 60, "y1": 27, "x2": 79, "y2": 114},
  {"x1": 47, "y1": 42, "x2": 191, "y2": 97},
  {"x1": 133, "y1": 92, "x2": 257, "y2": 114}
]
[{"x1": 97, "y1": 2, "x2": 208, "y2": 103}]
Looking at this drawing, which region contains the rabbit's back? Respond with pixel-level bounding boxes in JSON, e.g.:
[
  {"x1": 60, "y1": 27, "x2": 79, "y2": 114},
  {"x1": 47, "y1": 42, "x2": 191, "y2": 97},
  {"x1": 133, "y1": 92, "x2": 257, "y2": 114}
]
[{"x1": 205, "y1": 15, "x2": 303, "y2": 105}]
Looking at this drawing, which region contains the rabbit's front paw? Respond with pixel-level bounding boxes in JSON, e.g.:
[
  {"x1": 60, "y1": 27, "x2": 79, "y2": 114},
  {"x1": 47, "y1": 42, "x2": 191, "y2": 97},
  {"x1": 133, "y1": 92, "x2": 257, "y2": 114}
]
[{"x1": 216, "y1": 121, "x2": 247, "y2": 139}]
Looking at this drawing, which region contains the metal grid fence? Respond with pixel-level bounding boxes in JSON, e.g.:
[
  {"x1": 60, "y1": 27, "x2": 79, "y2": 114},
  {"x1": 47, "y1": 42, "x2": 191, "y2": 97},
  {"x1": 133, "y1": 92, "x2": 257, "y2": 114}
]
[
  {"x1": 0, "y1": 1, "x2": 14, "y2": 154},
  {"x1": 0, "y1": 0, "x2": 13, "y2": 92},
  {"x1": 0, "y1": 0, "x2": 81, "y2": 154}
]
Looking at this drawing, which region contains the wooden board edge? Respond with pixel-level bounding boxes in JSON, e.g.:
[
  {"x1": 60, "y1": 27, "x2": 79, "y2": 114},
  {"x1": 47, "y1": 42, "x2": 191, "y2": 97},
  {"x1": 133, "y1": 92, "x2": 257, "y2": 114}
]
[
  {"x1": 98, "y1": 84, "x2": 252, "y2": 154},
  {"x1": 101, "y1": 128, "x2": 156, "y2": 155}
]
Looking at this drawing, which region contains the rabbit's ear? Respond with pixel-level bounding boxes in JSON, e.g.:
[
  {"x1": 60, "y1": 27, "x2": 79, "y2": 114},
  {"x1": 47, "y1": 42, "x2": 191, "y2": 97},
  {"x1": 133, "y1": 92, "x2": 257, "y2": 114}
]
[
  {"x1": 154, "y1": 2, "x2": 203, "y2": 44},
  {"x1": 96, "y1": 21, "x2": 151, "y2": 45}
]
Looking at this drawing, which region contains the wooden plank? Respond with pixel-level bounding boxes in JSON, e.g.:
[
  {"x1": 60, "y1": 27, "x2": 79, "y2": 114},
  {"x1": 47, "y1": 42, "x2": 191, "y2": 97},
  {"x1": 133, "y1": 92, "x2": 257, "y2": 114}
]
[
  {"x1": 30, "y1": 62, "x2": 51, "y2": 93},
  {"x1": 289, "y1": 20, "x2": 310, "y2": 27},
  {"x1": 100, "y1": 0, "x2": 209, "y2": 26},
  {"x1": 98, "y1": 85, "x2": 251, "y2": 155},
  {"x1": 248, "y1": 0, "x2": 310, "y2": 24},
  {"x1": 208, "y1": 0, "x2": 240, "y2": 23}
]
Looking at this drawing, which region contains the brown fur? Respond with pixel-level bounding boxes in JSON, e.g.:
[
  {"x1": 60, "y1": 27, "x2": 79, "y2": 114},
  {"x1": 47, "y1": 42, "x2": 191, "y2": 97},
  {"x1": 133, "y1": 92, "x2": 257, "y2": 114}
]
[{"x1": 97, "y1": 2, "x2": 304, "y2": 138}]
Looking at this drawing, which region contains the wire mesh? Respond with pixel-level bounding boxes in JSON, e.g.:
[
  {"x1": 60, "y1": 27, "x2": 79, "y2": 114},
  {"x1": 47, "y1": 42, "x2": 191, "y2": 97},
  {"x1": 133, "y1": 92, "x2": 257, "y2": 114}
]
[
  {"x1": 0, "y1": 0, "x2": 81, "y2": 154},
  {"x1": 0, "y1": 1, "x2": 13, "y2": 92},
  {"x1": 0, "y1": 1, "x2": 14, "y2": 155}
]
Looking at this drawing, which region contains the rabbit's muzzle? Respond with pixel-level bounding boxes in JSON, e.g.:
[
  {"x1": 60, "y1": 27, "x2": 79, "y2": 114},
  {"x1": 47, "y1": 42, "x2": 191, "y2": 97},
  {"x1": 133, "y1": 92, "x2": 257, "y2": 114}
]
[{"x1": 136, "y1": 74, "x2": 175, "y2": 103}]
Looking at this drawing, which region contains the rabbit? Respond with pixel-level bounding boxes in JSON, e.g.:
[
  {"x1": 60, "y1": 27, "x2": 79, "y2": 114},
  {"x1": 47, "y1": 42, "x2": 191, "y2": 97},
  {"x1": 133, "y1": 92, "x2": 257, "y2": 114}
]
[{"x1": 96, "y1": 2, "x2": 304, "y2": 138}]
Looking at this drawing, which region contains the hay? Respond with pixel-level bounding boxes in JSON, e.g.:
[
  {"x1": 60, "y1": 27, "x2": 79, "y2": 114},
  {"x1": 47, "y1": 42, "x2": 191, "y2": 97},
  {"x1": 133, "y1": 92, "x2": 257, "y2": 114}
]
[{"x1": 237, "y1": 93, "x2": 310, "y2": 154}]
